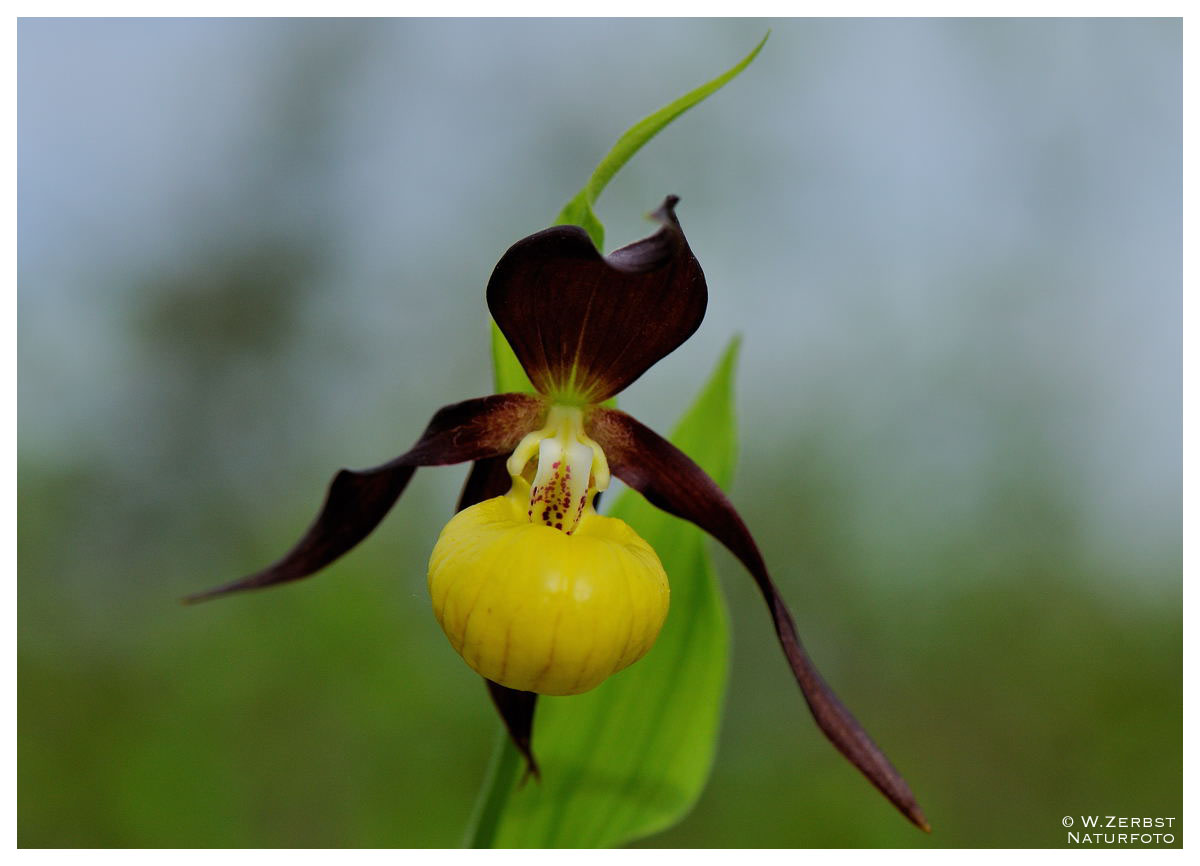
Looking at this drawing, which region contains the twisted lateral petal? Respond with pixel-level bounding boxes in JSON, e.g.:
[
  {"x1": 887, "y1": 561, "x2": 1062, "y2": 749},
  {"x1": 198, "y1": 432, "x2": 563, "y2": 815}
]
[
  {"x1": 585, "y1": 407, "x2": 931, "y2": 833},
  {"x1": 185, "y1": 394, "x2": 547, "y2": 603},
  {"x1": 487, "y1": 196, "x2": 707, "y2": 404},
  {"x1": 457, "y1": 456, "x2": 542, "y2": 778}
]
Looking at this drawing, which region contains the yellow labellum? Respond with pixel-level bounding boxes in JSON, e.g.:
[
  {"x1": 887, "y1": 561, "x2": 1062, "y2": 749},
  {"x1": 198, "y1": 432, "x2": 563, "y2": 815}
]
[{"x1": 428, "y1": 476, "x2": 669, "y2": 696}]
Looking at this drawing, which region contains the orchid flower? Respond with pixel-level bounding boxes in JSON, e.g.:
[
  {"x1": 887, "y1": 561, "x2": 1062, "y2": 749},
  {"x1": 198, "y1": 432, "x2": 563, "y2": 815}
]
[{"x1": 188, "y1": 196, "x2": 928, "y2": 832}]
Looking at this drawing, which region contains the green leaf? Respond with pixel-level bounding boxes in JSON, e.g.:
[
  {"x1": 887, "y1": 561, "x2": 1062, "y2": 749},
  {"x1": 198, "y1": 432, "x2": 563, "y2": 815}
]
[
  {"x1": 490, "y1": 319, "x2": 536, "y2": 395},
  {"x1": 469, "y1": 338, "x2": 741, "y2": 848},
  {"x1": 489, "y1": 32, "x2": 768, "y2": 396},
  {"x1": 555, "y1": 33, "x2": 769, "y2": 252}
]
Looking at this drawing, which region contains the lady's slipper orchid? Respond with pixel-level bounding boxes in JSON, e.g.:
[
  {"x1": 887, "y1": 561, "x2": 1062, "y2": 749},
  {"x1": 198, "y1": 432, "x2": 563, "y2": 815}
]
[{"x1": 188, "y1": 197, "x2": 928, "y2": 832}]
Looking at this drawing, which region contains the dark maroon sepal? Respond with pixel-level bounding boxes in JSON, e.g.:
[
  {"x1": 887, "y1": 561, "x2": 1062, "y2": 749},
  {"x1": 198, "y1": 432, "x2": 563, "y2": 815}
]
[
  {"x1": 587, "y1": 407, "x2": 931, "y2": 833},
  {"x1": 485, "y1": 680, "x2": 540, "y2": 781},
  {"x1": 456, "y1": 456, "x2": 542, "y2": 777},
  {"x1": 455, "y1": 455, "x2": 514, "y2": 515},
  {"x1": 184, "y1": 394, "x2": 546, "y2": 604},
  {"x1": 487, "y1": 196, "x2": 707, "y2": 404}
]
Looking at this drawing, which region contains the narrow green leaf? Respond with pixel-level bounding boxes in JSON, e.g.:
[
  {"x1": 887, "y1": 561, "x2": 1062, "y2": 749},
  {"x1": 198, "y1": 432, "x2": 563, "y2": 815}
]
[
  {"x1": 555, "y1": 33, "x2": 769, "y2": 252},
  {"x1": 473, "y1": 338, "x2": 741, "y2": 848},
  {"x1": 489, "y1": 32, "x2": 768, "y2": 396}
]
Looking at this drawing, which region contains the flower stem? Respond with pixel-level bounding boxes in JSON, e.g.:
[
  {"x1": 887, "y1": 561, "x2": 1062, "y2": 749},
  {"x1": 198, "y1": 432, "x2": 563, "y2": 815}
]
[{"x1": 463, "y1": 727, "x2": 522, "y2": 848}]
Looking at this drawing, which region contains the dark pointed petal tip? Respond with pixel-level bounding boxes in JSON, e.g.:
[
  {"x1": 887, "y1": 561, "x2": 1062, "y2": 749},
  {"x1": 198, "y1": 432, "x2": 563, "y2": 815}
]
[
  {"x1": 184, "y1": 393, "x2": 545, "y2": 604},
  {"x1": 487, "y1": 195, "x2": 706, "y2": 404},
  {"x1": 485, "y1": 680, "x2": 540, "y2": 780},
  {"x1": 586, "y1": 406, "x2": 930, "y2": 832}
]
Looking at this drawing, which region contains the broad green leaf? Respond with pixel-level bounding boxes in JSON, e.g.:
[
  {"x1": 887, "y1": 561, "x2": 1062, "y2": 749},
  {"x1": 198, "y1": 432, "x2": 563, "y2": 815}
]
[
  {"x1": 489, "y1": 32, "x2": 768, "y2": 396},
  {"x1": 469, "y1": 338, "x2": 741, "y2": 848}
]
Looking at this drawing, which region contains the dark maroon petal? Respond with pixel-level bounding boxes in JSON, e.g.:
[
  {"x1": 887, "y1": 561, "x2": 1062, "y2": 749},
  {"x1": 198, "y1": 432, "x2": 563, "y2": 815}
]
[
  {"x1": 456, "y1": 457, "x2": 542, "y2": 777},
  {"x1": 455, "y1": 455, "x2": 513, "y2": 514},
  {"x1": 485, "y1": 680, "x2": 540, "y2": 781},
  {"x1": 184, "y1": 394, "x2": 546, "y2": 603},
  {"x1": 587, "y1": 407, "x2": 931, "y2": 833},
  {"x1": 487, "y1": 196, "x2": 706, "y2": 403}
]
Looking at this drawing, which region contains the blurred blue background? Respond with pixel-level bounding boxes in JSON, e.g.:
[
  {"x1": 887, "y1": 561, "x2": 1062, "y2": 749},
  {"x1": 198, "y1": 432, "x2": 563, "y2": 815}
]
[{"x1": 18, "y1": 18, "x2": 1180, "y2": 847}]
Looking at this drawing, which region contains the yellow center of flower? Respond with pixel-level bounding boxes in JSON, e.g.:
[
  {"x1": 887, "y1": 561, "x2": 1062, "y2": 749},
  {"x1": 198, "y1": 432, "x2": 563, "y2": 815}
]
[{"x1": 427, "y1": 405, "x2": 669, "y2": 696}]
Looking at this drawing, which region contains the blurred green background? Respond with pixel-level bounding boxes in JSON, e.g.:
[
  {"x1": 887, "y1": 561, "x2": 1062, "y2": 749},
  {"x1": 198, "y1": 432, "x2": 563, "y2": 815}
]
[{"x1": 18, "y1": 18, "x2": 1180, "y2": 847}]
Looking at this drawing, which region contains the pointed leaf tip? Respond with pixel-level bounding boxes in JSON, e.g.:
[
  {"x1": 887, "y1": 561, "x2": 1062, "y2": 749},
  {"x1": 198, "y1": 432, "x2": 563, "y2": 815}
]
[{"x1": 553, "y1": 32, "x2": 770, "y2": 246}]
